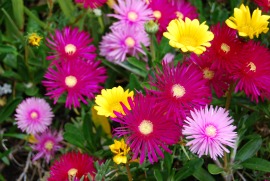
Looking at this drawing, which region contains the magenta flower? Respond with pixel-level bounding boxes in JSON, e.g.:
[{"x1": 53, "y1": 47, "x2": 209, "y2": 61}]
[
  {"x1": 46, "y1": 27, "x2": 96, "y2": 62},
  {"x1": 15, "y1": 97, "x2": 54, "y2": 134},
  {"x1": 32, "y1": 129, "x2": 63, "y2": 163},
  {"x1": 43, "y1": 59, "x2": 107, "y2": 108},
  {"x1": 99, "y1": 25, "x2": 150, "y2": 63},
  {"x1": 253, "y1": 0, "x2": 270, "y2": 12},
  {"x1": 183, "y1": 105, "x2": 237, "y2": 160},
  {"x1": 172, "y1": 0, "x2": 198, "y2": 20},
  {"x1": 74, "y1": 0, "x2": 107, "y2": 9},
  {"x1": 149, "y1": 62, "x2": 212, "y2": 125},
  {"x1": 112, "y1": 93, "x2": 180, "y2": 164},
  {"x1": 108, "y1": 0, "x2": 153, "y2": 28},
  {"x1": 48, "y1": 152, "x2": 96, "y2": 181}
]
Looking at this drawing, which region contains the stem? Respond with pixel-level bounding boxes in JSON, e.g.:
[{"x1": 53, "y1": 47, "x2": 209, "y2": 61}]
[
  {"x1": 225, "y1": 83, "x2": 235, "y2": 110},
  {"x1": 125, "y1": 163, "x2": 132, "y2": 181},
  {"x1": 150, "y1": 34, "x2": 156, "y2": 63},
  {"x1": 181, "y1": 144, "x2": 190, "y2": 160}
]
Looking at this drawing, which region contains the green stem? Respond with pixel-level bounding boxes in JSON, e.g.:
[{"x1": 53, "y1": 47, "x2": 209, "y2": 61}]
[
  {"x1": 125, "y1": 163, "x2": 132, "y2": 181},
  {"x1": 150, "y1": 34, "x2": 156, "y2": 63},
  {"x1": 181, "y1": 144, "x2": 190, "y2": 160}
]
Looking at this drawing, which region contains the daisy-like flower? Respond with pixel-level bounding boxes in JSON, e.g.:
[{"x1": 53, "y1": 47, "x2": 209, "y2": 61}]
[
  {"x1": 204, "y1": 23, "x2": 243, "y2": 72},
  {"x1": 253, "y1": 0, "x2": 270, "y2": 12},
  {"x1": 108, "y1": 0, "x2": 153, "y2": 28},
  {"x1": 99, "y1": 25, "x2": 150, "y2": 63},
  {"x1": 43, "y1": 59, "x2": 106, "y2": 109},
  {"x1": 15, "y1": 97, "x2": 54, "y2": 134},
  {"x1": 149, "y1": 62, "x2": 212, "y2": 124},
  {"x1": 109, "y1": 139, "x2": 130, "y2": 164},
  {"x1": 94, "y1": 86, "x2": 134, "y2": 118},
  {"x1": 74, "y1": 0, "x2": 107, "y2": 9},
  {"x1": 225, "y1": 4, "x2": 270, "y2": 39},
  {"x1": 183, "y1": 105, "x2": 237, "y2": 160},
  {"x1": 112, "y1": 93, "x2": 180, "y2": 164},
  {"x1": 32, "y1": 129, "x2": 63, "y2": 163},
  {"x1": 46, "y1": 27, "x2": 96, "y2": 62},
  {"x1": 48, "y1": 152, "x2": 96, "y2": 181},
  {"x1": 27, "y1": 33, "x2": 43, "y2": 47},
  {"x1": 231, "y1": 41, "x2": 270, "y2": 102},
  {"x1": 172, "y1": 0, "x2": 198, "y2": 20},
  {"x1": 164, "y1": 17, "x2": 214, "y2": 55}
]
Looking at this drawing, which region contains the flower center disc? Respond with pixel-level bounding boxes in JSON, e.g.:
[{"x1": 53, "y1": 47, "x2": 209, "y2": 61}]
[
  {"x1": 205, "y1": 125, "x2": 217, "y2": 137},
  {"x1": 176, "y1": 11, "x2": 184, "y2": 19},
  {"x1": 221, "y1": 43, "x2": 230, "y2": 54},
  {"x1": 45, "y1": 140, "x2": 54, "y2": 151},
  {"x1": 30, "y1": 111, "x2": 39, "y2": 119},
  {"x1": 203, "y1": 68, "x2": 215, "y2": 80},
  {"x1": 65, "y1": 75, "x2": 77, "y2": 88},
  {"x1": 127, "y1": 11, "x2": 138, "y2": 22},
  {"x1": 247, "y1": 62, "x2": 256, "y2": 72},
  {"x1": 65, "y1": 44, "x2": 77, "y2": 55},
  {"x1": 172, "y1": 84, "x2": 186, "y2": 98},
  {"x1": 68, "y1": 168, "x2": 78, "y2": 177},
  {"x1": 125, "y1": 37, "x2": 135, "y2": 48},
  {"x1": 153, "y1": 10, "x2": 162, "y2": 19},
  {"x1": 179, "y1": 36, "x2": 197, "y2": 47},
  {"x1": 139, "y1": 120, "x2": 153, "y2": 135}
]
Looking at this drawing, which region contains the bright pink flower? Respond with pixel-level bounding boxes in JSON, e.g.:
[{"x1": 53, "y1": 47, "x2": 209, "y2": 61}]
[
  {"x1": 183, "y1": 105, "x2": 237, "y2": 160},
  {"x1": 112, "y1": 93, "x2": 180, "y2": 164},
  {"x1": 75, "y1": 0, "x2": 107, "y2": 9},
  {"x1": 48, "y1": 152, "x2": 96, "y2": 181},
  {"x1": 46, "y1": 27, "x2": 96, "y2": 62},
  {"x1": 172, "y1": 0, "x2": 198, "y2": 20},
  {"x1": 15, "y1": 97, "x2": 53, "y2": 134},
  {"x1": 253, "y1": 0, "x2": 270, "y2": 12},
  {"x1": 32, "y1": 129, "x2": 63, "y2": 163},
  {"x1": 43, "y1": 59, "x2": 106, "y2": 108}
]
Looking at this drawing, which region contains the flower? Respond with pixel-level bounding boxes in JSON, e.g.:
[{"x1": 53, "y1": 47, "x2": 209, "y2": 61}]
[
  {"x1": 74, "y1": 0, "x2": 107, "y2": 9},
  {"x1": 225, "y1": 4, "x2": 270, "y2": 39},
  {"x1": 94, "y1": 86, "x2": 134, "y2": 118},
  {"x1": 231, "y1": 41, "x2": 270, "y2": 102},
  {"x1": 109, "y1": 139, "x2": 130, "y2": 164},
  {"x1": 253, "y1": 0, "x2": 270, "y2": 12},
  {"x1": 43, "y1": 59, "x2": 106, "y2": 109},
  {"x1": 32, "y1": 129, "x2": 63, "y2": 163},
  {"x1": 183, "y1": 105, "x2": 237, "y2": 160},
  {"x1": 99, "y1": 25, "x2": 150, "y2": 63},
  {"x1": 112, "y1": 93, "x2": 180, "y2": 164},
  {"x1": 46, "y1": 27, "x2": 96, "y2": 62},
  {"x1": 172, "y1": 0, "x2": 198, "y2": 20},
  {"x1": 108, "y1": 0, "x2": 153, "y2": 28},
  {"x1": 149, "y1": 62, "x2": 212, "y2": 124},
  {"x1": 91, "y1": 107, "x2": 111, "y2": 137},
  {"x1": 15, "y1": 97, "x2": 54, "y2": 134},
  {"x1": 48, "y1": 152, "x2": 96, "y2": 181},
  {"x1": 204, "y1": 23, "x2": 243, "y2": 72},
  {"x1": 0, "y1": 83, "x2": 12, "y2": 96},
  {"x1": 163, "y1": 17, "x2": 214, "y2": 55},
  {"x1": 27, "y1": 33, "x2": 42, "y2": 47}
]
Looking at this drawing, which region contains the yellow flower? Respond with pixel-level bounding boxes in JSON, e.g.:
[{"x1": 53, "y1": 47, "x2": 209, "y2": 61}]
[
  {"x1": 163, "y1": 17, "x2": 214, "y2": 55},
  {"x1": 27, "y1": 33, "x2": 42, "y2": 47},
  {"x1": 109, "y1": 139, "x2": 130, "y2": 165},
  {"x1": 91, "y1": 107, "x2": 111, "y2": 137},
  {"x1": 225, "y1": 4, "x2": 270, "y2": 39},
  {"x1": 94, "y1": 86, "x2": 134, "y2": 118}
]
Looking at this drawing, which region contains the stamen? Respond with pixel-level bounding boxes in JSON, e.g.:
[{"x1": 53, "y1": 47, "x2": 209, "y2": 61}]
[
  {"x1": 139, "y1": 120, "x2": 153, "y2": 135},
  {"x1": 172, "y1": 84, "x2": 186, "y2": 98},
  {"x1": 221, "y1": 43, "x2": 230, "y2": 54},
  {"x1": 65, "y1": 75, "x2": 77, "y2": 88},
  {"x1": 125, "y1": 37, "x2": 135, "y2": 47},
  {"x1": 153, "y1": 11, "x2": 162, "y2": 19},
  {"x1": 65, "y1": 44, "x2": 77, "y2": 55}
]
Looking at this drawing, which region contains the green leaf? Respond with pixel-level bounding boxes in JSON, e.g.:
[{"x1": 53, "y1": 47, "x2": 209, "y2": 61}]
[
  {"x1": 127, "y1": 57, "x2": 147, "y2": 72},
  {"x1": 241, "y1": 157, "x2": 270, "y2": 172},
  {"x1": 0, "y1": 98, "x2": 23, "y2": 123},
  {"x1": 82, "y1": 113, "x2": 96, "y2": 152},
  {"x1": 0, "y1": 45, "x2": 17, "y2": 54},
  {"x1": 207, "y1": 164, "x2": 224, "y2": 175},
  {"x1": 164, "y1": 152, "x2": 173, "y2": 175},
  {"x1": 174, "y1": 158, "x2": 204, "y2": 180},
  {"x1": 64, "y1": 123, "x2": 85, "y2": 149},
  {"x1": 235, "y1": 136, "x2": 262, "y2": 162},
  {"x1": 11, "y1": 0, "x2": 24, "y2": 30},
  {"x1": 24, "y1": 7, "x2": 47, "y2": 29},
  {"x1": 127, "y1": 74, "x2": 144, "y2": 92},
  {"x1": 57, "y1": 0, "x2": 76, "y2": 23},
  {"x1": 193, "y1": 167, "x2": 215, "y2": 181},
  {"x1": 154, "y1": 169, "x2": 163, "y2": 181}
]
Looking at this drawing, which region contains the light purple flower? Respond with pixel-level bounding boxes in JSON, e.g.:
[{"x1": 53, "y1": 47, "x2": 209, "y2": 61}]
[
  {"x1": 15, "y1": 97, "x2": 54, "y2": 134},
  {"x1": 32, "y1": 129, "x2": 63, "y2": 163},
  {"x1": 183, "y1": 105, "x2": 237, "y2": 160}
]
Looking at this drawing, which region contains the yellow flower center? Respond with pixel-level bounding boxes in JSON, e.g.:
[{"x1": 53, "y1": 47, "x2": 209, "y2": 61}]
[
  {"x1": 176, "y1": 11, "x2": 184, "y2": 19},
  {"x1": 44, "y1": 140, "x2": 54, "y2": 151},
  {"x1": 125, "y1": 37, "x2": 135, "y2": 48},
  {"x1": 172, "y1": 84, "x2": 186, "y2": 98},
  {"x1": 247, "y1": 62, "x2": 256, "y2": 72},
  {"x1": 138, "y1": 120, "x2": 153, "y2": 135},
  {"x1": 65, "y1": 75, "x2": 77, "y2": 88},
  {"x1": 179, "y1": 36, "x2": 197, "y2": 47},
  {"x1": 65, "y1": 44, "x2": 76, "y2": 55},
  {"x1": 30, "y1": 111, "x2": 38, "y2": 119},
  {"x1": 68, "y1": 168, "x2": 78, "y2": 177},
  {"x1": 127, "y1": 11, "x2": 138, "y2": 22},
  {"x1": 203, "y1": 68, "x2": 215, "y2": 80},
  {"x1": 153, "y1": 10, "x2": 162, "y2": 19},
  {"x1": 221, "y1": 43, "x2": 230, "y2": 54},
  {"x1": 205, "y1": 125, "x2": 217, "y2": 137}
]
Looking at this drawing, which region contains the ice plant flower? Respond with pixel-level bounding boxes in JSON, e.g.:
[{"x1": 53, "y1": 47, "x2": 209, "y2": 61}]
[
  {"x1": 99, "y1": 25, "x2": 150, "y2": 63},
  {"x1": 172, "y1": 0, "x2": 198, "y2": 20},
  {"x1": 94, "y1": 86, "x2": 134, "y2": 118},
  {"x1": 253, "y1": 0, "x2": 270, "y2": 12},
  {"x1": 43, "y1": 59, "x2": 106, "y2": 109},
  {"x1": 74, "y1": 0, "x2": 107, "y2": 9},
  {"x1": 149, "y1": 62, "x2": 212, "y2": 124},
  {"x1": 46, "y1": 27, "x2": 96, "y2": 62},
  {"x1": 164, "y1": 17, "x2": 214, "y2": 55},
  {"x1": 183, "y1": 105, "x2": 237, "y2": 160},
  {"x1": 109, "y1": 139, "x2": 130, "y2": 164},
  {"x1": 27, "y1": 33, "x2": 42, "y2": 47},
  {"x1": 48, "y1": 152, "x2": 96, "y2": 181},
  {"x1": 108, "y1": 0, "x2": 153, "y2": 28},
  {"x1": 15, "y1": 97, "x2": 54, "y2": 134},
  {"x1": 32, "y1": 129, "x2": 63, "y2": 163},
  {"x1": 112, "y1": 93, "x2": 180, "y2": 164},
  {"x1": 225, "y1": 4, "x2": 270, "y2": 39}
]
